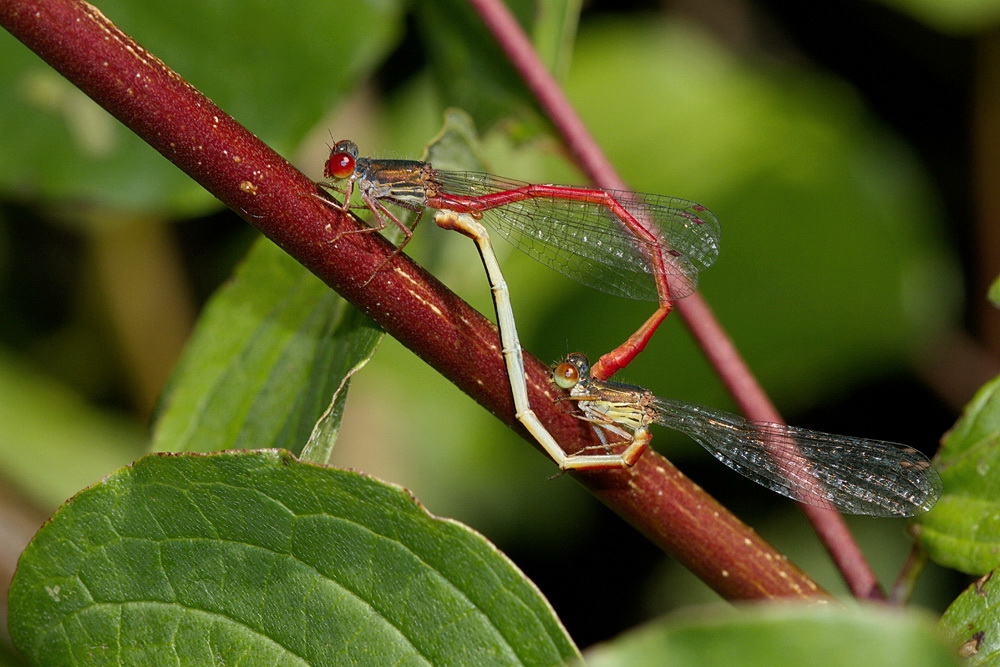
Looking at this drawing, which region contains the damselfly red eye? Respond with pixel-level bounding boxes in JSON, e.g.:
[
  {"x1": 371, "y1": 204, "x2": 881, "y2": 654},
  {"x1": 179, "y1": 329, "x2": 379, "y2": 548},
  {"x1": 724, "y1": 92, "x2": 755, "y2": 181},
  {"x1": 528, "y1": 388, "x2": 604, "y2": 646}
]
[{"x1": 324, "y1": 151, "x2": 355, "y2": 180}]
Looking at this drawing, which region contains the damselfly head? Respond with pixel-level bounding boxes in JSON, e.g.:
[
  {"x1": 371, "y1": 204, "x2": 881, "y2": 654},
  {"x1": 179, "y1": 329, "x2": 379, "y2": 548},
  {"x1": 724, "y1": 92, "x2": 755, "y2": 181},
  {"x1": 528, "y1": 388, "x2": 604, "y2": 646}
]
[
  {"x1": 325, "y1": 140, "x2": 359, "y2": 180},
  {"x1": 553, "y1": 353, "x2": 591, "y2": 389}
]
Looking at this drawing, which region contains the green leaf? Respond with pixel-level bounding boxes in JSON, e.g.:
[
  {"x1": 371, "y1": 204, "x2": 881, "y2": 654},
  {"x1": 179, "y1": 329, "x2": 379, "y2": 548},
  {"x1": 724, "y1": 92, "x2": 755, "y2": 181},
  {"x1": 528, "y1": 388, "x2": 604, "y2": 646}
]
[
  {"x1": 940, "y1": 569, "x2": 1000, "y2": 664},
  {"x1": 300, "y1": 345, "x2": 378, "y2": 465},
  {"x1": 916, "y1": 374, "x2": 1000, "y2": 574},
  {"x1": 8, "y1": 450, "x2": 579, "y2": 665},
  {"x1": 425, "y1": 109, "x2": 491, "y2": 171},
  {"x1": 530, "y1": 0, "x2": 582, "y2": 80},
  {"x1": 412, "y1": 0, "x2": 574, "y2": 135},
  {"x1": 151, "y1": 236, "x2": 383, "y2": 458},
  {"x1": 582, "y1": 603, "x2": 957, "y2": 667},
  {"x1": 0, "y1": 0, "x2": 403, "y2": 213}
]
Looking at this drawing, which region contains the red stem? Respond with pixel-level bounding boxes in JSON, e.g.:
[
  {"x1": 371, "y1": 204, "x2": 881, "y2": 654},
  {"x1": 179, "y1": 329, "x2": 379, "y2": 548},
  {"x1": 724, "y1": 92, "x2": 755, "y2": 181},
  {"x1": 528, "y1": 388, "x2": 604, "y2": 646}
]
[
  {"x1": 467, "y1": 0, "x2": 883, "y2": 600},
  {"x1": 1, "y1": 0, "x2": 827, "y2": 601}
]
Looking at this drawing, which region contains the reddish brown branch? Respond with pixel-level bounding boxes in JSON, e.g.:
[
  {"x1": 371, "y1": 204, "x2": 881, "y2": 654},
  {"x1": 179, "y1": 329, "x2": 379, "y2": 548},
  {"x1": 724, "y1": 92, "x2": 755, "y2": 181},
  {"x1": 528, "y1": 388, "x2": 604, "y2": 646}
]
[{"x1": 1, "y1": 0, "x2": 827, "y2": 601}]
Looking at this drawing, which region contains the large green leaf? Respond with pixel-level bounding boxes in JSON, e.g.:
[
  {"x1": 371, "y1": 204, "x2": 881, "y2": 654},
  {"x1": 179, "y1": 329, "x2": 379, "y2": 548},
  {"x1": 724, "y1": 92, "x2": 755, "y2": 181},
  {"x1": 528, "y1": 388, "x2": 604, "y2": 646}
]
[
  {"x1": 8, "y1": 450, "x2": 579, "y2": 665},
  {"x1": 917, "y1": 374, "x2": 1000, "y2": 574},
  {"x1": 583, "y1": 603, "x2": 957, "y2": 667},
  {"x1": 151, "y1": 236, "x2": 382, "y2": 459}
]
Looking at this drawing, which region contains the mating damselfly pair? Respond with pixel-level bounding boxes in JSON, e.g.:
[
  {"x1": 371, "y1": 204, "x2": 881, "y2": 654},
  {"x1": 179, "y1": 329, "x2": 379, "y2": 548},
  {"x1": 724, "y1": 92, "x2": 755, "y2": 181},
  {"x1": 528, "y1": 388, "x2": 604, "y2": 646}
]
[{"x1": 318, "y1": 140, "x2": 940, "y2": 518}]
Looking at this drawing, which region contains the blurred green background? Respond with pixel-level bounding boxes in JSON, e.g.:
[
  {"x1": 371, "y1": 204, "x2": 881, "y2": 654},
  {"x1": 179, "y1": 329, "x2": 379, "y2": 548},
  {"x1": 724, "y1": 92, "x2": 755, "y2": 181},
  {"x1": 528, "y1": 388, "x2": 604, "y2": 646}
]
[{"x1": 2, "y1": 0, "x2": 997, "y2": 656}]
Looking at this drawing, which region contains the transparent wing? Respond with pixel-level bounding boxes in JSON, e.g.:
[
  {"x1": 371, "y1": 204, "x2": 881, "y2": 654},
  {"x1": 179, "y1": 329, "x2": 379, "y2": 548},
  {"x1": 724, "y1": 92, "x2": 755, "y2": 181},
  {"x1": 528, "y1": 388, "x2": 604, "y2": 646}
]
[
  {"x1": 433, "y1": 171, "x2": 721, "y2": 302},
  {"x1": 650, "y1": 397, "x2": 941, "y2": 517}
]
